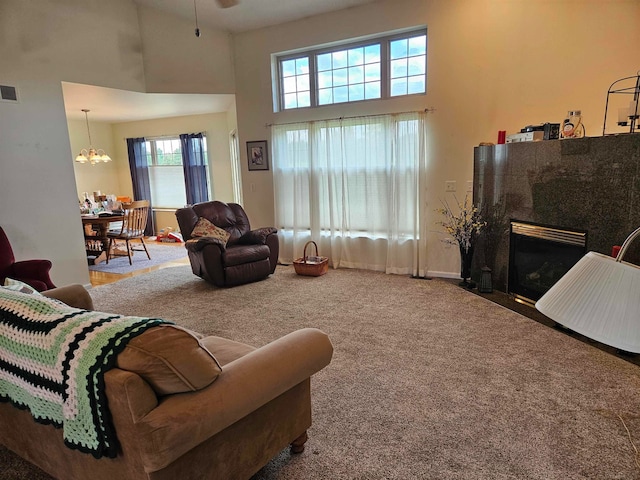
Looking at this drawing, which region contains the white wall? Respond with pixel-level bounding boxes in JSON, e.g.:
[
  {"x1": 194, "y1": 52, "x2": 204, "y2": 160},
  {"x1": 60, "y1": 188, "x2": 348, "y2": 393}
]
[
  {"x1": 0, "y1": 0, "x2": 147, "y2": 288},
  {"x1": 232, "y1": 0, "x2": 640, "y2": 277},
  {"x1": 137, "y1": 5, "x2": 236, "y2": 94}
]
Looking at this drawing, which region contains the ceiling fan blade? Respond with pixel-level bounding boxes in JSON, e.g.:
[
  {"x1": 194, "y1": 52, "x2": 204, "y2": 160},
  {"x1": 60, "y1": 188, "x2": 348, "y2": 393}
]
[{"x1": 216, "y1": 0, "x2": 239, "y2": 8}]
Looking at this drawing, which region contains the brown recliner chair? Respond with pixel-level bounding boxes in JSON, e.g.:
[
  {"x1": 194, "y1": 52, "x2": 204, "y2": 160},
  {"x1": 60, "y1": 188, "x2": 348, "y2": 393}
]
[{"x1": 175, "y1": 201, "x2": 278, "y2": 287}]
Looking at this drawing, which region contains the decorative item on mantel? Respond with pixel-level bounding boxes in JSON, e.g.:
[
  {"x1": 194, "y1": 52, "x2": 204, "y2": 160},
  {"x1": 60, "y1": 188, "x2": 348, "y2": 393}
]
[
  {"x1": 602, "y1": 71, "x2": 640, "y2": 135},
  {"x1": 436, "y1": 195, "x2": 486, "y2": 289}
]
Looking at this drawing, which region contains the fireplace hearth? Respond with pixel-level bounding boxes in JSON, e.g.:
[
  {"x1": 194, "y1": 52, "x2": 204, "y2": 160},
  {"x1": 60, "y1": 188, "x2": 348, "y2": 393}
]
[{"x1": 508, "y1": 221, "x2": 587, "y2": 306}]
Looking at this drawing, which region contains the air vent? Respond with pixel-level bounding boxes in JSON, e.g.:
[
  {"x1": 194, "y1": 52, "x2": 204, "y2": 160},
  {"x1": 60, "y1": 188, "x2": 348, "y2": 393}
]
[{"x1": 0, "y1": 85, "x2": 18, "y2": 102}]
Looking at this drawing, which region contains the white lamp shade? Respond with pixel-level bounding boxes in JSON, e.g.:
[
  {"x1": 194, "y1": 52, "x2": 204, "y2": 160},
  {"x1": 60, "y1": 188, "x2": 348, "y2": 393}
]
[{"x1": 536, "y1": 251, "x2": 640, "y2": 353}]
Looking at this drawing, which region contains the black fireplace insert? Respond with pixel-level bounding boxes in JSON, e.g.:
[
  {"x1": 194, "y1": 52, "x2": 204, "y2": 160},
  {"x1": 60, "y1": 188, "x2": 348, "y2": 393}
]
[{"x1": 508, "y1": 220, "x2": 587, "y2": 306}]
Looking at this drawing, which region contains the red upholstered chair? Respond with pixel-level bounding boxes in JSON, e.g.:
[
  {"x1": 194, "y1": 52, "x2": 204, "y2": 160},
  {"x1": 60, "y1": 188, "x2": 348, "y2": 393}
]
[{"x1": 0, "y1": 227, "x2": 56, "y2": 292}]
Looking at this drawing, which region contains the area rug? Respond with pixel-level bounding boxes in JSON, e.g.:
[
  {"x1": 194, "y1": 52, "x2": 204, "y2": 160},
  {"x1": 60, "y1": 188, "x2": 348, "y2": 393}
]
[
  {"x1": 87, "y1": 241, "x2": 187, "y2": 274},
  {"x1": 3, "y1": 266, "x2": 640, "y2": 479}
]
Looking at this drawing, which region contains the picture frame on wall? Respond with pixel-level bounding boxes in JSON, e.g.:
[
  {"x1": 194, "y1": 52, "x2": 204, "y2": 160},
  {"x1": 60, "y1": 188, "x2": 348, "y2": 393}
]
[{"x1": 247, "y1": 140, "x2": 269, "y2": 171}]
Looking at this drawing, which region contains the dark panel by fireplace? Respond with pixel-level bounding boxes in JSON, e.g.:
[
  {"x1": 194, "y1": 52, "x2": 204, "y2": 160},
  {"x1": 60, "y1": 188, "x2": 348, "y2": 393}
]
[{"x1": 473, "y1": 134, "x2": 640, "y2": 293}]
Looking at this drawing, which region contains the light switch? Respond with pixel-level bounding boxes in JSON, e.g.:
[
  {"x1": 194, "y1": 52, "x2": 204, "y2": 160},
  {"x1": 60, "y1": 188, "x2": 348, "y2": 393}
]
[{"x1": 445, "y1": 181, "x2": 456, "y2": 192}]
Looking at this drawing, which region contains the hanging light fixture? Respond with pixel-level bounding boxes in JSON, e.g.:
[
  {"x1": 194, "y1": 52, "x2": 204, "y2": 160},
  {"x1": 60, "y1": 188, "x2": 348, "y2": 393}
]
[{"x1": 75, "y1": 109, "x2": 112, "y2": 165}]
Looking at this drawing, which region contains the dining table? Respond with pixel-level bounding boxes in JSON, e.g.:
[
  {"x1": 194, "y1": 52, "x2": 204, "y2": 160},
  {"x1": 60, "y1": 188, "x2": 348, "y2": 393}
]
[{"x1": 81, "y1": 213, "x2": 125, "y2": 264}]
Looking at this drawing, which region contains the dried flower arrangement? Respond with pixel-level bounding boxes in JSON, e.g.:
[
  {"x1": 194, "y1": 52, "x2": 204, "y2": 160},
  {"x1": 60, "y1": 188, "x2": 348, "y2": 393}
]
[{"x1": 436, "y1": 195, "x2": 486, "y2": 252}]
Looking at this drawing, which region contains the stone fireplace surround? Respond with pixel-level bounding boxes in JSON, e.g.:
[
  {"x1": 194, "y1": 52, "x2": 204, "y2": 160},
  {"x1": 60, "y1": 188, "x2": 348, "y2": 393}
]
[{"x1": 472, "y1": 134, "x2": 640, "y2": 293}]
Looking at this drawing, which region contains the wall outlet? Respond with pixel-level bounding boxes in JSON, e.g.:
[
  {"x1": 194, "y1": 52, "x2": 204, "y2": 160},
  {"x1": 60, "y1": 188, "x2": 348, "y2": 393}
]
[
  {"x1": 466, "y1": 180, "x2": 473, "y2": 193},
  {"x1": 445, "y1": 181, "x2": 456, "y2": 192}
]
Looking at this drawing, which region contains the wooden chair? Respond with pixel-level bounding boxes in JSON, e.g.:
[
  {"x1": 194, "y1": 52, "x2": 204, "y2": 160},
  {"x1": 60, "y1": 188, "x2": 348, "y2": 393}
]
[{"x1": 106, "y1": 200, "x2": 151, "y2": 265}]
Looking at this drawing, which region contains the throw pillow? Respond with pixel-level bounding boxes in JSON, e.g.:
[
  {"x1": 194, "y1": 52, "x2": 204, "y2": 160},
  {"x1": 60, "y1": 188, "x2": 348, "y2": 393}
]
[
  {"x1": 190, "y1": 217, "x2": 231, "y2": 246},
  {"x1": 2, "y1": 278, "x2": 41, "y2": 295},
  {"x1": 116, "y1": 324, "x2": 222, "y2": 396}
]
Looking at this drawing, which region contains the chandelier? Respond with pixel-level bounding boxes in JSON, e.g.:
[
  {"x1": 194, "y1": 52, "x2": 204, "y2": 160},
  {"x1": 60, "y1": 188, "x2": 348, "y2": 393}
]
[{"x1": 74, "y1": 109, "x2": 112, "y2": 165}]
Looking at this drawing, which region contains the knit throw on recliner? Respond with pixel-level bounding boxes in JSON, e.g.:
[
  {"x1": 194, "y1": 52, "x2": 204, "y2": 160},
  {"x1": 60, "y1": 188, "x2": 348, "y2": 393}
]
[{"x1": 0, "y1": 288, "x2": 171, "y2": 458}]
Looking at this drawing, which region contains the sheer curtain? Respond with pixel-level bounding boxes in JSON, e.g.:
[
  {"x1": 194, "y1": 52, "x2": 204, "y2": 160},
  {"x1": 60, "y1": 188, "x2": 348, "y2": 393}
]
[
  {"x1": 229, "y1": 130, "x2": 244, "y2": 205},
  {"x1": 272, "y1": 112, "x2": 427, "y2": 276},
  {"x1": 126, "y1": 137, "x2": 154, "y2": 235},
  {"x1": 180, "y1": 133, "x2": 209, "y2": 205}
]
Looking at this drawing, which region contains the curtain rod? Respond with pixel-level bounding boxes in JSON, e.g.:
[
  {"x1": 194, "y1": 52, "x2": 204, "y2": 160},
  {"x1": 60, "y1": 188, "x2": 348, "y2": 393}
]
[
  {"x1": 265, "y1": 107, "x2": 435, "y2": 128},
  {"x1": 127, "y1": 132, "x2": 207, "y2": 141}
]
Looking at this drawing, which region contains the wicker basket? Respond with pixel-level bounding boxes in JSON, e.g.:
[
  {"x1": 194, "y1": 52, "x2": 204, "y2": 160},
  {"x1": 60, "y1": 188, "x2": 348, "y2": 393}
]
[{"x1": 293, "y1": 241, "x2": 329, "y2": 276}]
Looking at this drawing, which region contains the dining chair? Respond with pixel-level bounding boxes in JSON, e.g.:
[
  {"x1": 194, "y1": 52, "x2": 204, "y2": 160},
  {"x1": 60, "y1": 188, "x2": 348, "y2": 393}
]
[{"x1": 106, "y1": 200, "x2": 151, "y2": 265}]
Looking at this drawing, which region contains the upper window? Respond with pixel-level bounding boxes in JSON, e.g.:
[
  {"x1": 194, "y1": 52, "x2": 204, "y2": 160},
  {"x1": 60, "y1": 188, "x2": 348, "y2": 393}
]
[
  {"x1": 145, "y1": 136, "x2": 209, "y2": 209},
  {"x1": 275, "y1": 29, "x2": 426, "y2": 111}
]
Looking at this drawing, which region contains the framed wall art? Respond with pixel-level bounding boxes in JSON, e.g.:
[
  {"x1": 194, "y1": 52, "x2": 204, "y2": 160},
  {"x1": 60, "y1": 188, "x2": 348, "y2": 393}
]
[{"x1": 247, "y1": 140, "x2": 269, "y2": 171}]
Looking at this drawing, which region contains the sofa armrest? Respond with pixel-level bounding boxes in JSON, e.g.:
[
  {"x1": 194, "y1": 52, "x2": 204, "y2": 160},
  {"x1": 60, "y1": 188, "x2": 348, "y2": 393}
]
[
  {"x1": 134, "y1": 328, "x2": 333, "y2": 473},
  {"x1": 42, "y1": 284, "x2": 94, "y2": 310}
]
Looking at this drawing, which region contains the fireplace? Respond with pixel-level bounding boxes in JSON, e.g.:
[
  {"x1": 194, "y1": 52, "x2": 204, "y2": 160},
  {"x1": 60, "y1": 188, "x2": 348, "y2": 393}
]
[{"x1": 508, "y1": 220, "x2": 587, "y2": 306}]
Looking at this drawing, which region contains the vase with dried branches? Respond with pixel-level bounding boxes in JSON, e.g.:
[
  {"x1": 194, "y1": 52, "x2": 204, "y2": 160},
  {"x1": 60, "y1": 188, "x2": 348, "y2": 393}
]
[{"x1": 436, "y1": 195, "x2": 486, "y2": 288}]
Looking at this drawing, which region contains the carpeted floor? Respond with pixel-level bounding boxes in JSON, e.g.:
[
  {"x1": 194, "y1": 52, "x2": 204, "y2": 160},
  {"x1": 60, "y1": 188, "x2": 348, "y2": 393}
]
[
  {"x1": 87, "y1": 241, "x2": 187, "y2": 274},
  {"x1": 2, "y1": 265, "x2": 640, "y2": 479}
]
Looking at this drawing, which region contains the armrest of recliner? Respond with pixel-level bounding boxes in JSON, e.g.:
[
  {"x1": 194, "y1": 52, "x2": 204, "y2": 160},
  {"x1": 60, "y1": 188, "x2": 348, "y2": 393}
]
[
  {"x1": 10, "y1": 259, "x2": 55, "y2": 289},
  {"x1": 184, "y1": 237, "x2": 226, "y2": 253},
  {"x1": 238, "y1": 227, "x2": 277, "y2": 245},
  {"x1": 133, "y1": 328, "x2": 333, "y2": 473}
]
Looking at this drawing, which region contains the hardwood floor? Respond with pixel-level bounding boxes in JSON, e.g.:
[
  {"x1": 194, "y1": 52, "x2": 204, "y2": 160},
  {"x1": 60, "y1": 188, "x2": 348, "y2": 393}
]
[{"x1": 89, "y1": 242, "x2": 190, "y2": 287}]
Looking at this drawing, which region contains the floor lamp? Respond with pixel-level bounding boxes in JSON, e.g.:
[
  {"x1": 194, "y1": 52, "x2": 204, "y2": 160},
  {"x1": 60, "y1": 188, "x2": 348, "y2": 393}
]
[{"x1": 536, "y1": 226, "x2": 640, "y2": 353}]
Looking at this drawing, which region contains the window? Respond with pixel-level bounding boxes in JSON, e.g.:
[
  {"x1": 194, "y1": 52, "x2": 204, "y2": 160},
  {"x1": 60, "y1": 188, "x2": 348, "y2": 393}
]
[
  {"x1": 316, "y1": 44, "x2": 381, "y2": 105},
  {"x1": 271, "y1": 112, "x2": 427, "y2": 274},
  {"x1": 276, "y1": 29, "x2": 426, "y2": 111},
  {"x1": 145, "y1": 136, "x2": 209, "y2": 208},
  {"x1": 389, "y1": 35, "x2": 427, "y2": 97}
]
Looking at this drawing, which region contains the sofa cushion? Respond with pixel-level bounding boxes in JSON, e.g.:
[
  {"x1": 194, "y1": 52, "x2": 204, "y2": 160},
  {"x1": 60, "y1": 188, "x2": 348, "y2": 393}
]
[
  {"x1": 191, "y1": 217, "x2": 231, "y2": 246},
  {"x1": 116, "y1": 324, "x2": 222, "y2": 396}
]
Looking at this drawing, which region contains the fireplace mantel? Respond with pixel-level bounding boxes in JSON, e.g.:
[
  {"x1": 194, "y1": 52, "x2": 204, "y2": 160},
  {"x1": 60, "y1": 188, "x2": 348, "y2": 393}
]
[{"x1": 472, "y1": 134, "x2": 640, "y2": 292}]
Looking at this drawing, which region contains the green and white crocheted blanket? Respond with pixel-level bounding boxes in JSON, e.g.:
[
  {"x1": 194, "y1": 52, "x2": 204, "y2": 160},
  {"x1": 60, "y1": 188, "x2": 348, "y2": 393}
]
[{"x1": 0, "y1": 288, "x2": 171, "y2": 458}]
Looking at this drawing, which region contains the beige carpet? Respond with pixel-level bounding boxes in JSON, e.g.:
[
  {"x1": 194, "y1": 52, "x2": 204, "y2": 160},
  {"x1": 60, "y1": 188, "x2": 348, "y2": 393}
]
[{"x1": 2, "y1": 265, "x2": 640, "y2": 479}]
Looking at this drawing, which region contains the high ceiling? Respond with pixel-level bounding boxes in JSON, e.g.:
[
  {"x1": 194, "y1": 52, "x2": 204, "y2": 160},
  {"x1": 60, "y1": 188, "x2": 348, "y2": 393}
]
[
  {"x1": 64, "y1": 0, "x2": 381, "y2": 123},
  {"x1": 132, "y1": 0, "x2": 380, "y2": 33}
]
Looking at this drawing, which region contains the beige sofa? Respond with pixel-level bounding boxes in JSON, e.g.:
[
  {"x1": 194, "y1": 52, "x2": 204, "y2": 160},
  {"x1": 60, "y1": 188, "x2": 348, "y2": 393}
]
[{"x1": 0, "y1": 284, "x2": 333, "y2": 480}]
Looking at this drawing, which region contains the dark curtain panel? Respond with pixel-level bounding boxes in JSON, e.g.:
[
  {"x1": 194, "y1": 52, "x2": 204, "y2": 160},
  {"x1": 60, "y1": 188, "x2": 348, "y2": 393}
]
[
  {"x1": 180, "y1": 133, "x2": 210, "y2": 205},
  {"x1": 126, "y1": 137, "x2": 154, "y2": 235}
]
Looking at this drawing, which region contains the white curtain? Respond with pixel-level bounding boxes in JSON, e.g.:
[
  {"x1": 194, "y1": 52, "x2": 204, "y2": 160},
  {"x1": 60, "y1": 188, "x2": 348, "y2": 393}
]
[{"x1": 272, "y1": 112, "x2": 428, "y2": 276}]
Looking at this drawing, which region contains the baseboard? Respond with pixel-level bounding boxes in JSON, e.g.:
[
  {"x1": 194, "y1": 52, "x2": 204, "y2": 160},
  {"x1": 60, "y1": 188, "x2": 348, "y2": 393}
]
[{"x1": 426, "y1": 270, "x2": 459, "y2": 279}]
